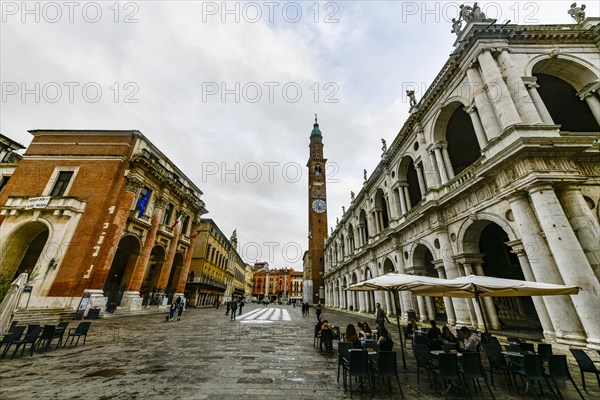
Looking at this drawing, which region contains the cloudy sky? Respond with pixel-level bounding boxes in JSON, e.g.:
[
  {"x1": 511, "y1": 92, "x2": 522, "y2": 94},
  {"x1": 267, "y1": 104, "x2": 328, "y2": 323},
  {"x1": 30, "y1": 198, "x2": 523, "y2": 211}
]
[{"x1": 1, "y1": 1, "x2": 597, "y2": 269}]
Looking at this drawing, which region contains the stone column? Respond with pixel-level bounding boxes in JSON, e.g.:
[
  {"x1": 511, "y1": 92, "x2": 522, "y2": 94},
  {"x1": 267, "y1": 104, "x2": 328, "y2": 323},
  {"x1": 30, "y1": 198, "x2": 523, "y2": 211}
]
[
  {"x1": 558, "y1": 186, "x2": 600, "y2": 281},
  {"x1": 433, "y1": 259, "x2": 456, "y2": 325},
  {"x1": 477, "y1": 49, "x2": 522, "y2": 130},
  {"x1": 416, "y1": 296, "x2": 426, "y2": 322},
  {"x1": 462, "y1": 263, "x2": 485, "y2": 330},
  {"x1": 157, "y1": 225, "x2": 181, "y2": 298},
  {"x1": 473, "y1": 263, "x2": 501, "y2": 330},
  {"x1": 174, "y1": 226, "x2": 199, "y2": 296},
  {"x1": 523, "y1": 78, "x2": 554, "y2": 125},
  {"x1": 386, "y1": 193, "x2": 399, "y2": 221},
  {"x1": 398, "y1": 186, "x2": 408, "y2": 215},
  {"x1": 428, "y1": 149, "x2": 442, "y2": 187},
  {"x1": 578, "y1": 85, "x2": 600, "y2": 126},
  {"x1": 425, "y1": 297, "x2": 436, "y2": 321},
  {"x1": 464, "y1": 104, "x2": 489, "y2": 149},
  {"x1": 496, "y1": 50, "x2": 542, "y2": 125},
  {"x1": 403, "y1": 186, "x2": 412, "y2": 211},
  {"x1": 89, "y1": 182, "x2": 139, "y2": 291},
  {"x1": 433, "y1": 146, "x2": 449, "y2": 183},
  {"x1": 507, "y1": 240, "x2": 556, "y2": 341},
  {"x1": 416, "y1": 163, "x2": 427, "y2": 194},
  {"x1": 466, "y1": 65, "x2": 503, "y2": 141},
  {"x1": 509, "y1": 193, "x2": 587, "y2": 346},
  {"x1": 358, "y1": 291, "x2": 366, "y2": 312},
  {"x1": 437, "y1": 230, "x2": 471, "y2": 326},
  {"x1": 528, "y1": 184, "x2": 600, "y2": 348},
  {"x1": 441, "y1": 145, "x2": 455, "y2": 180}
]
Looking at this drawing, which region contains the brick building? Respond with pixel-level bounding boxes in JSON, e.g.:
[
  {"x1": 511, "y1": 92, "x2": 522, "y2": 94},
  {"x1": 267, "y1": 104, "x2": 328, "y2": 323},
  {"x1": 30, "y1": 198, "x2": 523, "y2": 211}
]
[
  {"x1": 0, "y1": 130, "x2": 207, "y2": 314},
  {"x1": 252, "y1": 265, "x2": 299, "y2": 303}
]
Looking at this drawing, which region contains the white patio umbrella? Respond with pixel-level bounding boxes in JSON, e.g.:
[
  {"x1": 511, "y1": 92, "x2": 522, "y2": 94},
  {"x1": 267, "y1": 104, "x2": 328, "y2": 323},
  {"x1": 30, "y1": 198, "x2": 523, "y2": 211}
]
[
  {"x1": 0, "y1": 273, "x2": 28, "y2": 334},
  {"x1": 410, "y1": 274, "x2": 581, "y2": 333},
  {"x1": 346, "y1": 272, "x2": 453, "y2": 369}
]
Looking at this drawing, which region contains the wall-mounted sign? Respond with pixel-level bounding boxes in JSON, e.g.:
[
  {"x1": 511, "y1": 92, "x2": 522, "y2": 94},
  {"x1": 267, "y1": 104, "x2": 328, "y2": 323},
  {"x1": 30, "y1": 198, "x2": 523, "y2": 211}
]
[{"x1": 25, "y1": 196, "x2": 51, "y2": 210}]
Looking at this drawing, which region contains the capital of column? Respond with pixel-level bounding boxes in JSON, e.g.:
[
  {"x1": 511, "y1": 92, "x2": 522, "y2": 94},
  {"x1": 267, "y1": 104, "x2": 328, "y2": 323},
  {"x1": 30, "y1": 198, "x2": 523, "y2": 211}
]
[
  {"x1": 124, "y1": 175, "x2": 144, "y2": 193},
  {"x1": 577, "y1": 81, "x2": 600, "y2": 101},
  {"x1": 506, "y1": 239, "x2": 526, "y2": 256},
  {"x1": 153, "y1": 195, "x2": 168, "y2": 210},
  {"x1": 522, "y1": 76, "x2": 540, "y2": 90},
  {"x1": 463, "y1": 103, "x2": 477, "y2": 114},
  {"x1": 527, "y1": 182, "x2": 555, "y2": 196}
]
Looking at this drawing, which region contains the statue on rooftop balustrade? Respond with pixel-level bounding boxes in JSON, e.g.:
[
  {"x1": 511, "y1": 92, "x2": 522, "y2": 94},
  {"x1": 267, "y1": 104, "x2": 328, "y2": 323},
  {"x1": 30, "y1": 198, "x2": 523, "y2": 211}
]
[{"x1": 568, "y1": 3, "x2": 586, "y2": 23}]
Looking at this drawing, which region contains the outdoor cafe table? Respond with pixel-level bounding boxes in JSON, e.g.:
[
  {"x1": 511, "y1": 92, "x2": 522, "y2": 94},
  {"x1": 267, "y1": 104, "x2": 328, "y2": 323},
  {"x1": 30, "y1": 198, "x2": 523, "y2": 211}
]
[{"x1": 430, "y1": 350, "x2": 462, "y2": 357}]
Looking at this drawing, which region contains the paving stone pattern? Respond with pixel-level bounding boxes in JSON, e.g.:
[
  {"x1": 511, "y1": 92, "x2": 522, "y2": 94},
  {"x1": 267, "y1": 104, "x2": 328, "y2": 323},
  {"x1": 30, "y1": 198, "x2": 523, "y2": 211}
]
[{"x1": 0, "y1": 304, "x2": 597, "y2": 399}]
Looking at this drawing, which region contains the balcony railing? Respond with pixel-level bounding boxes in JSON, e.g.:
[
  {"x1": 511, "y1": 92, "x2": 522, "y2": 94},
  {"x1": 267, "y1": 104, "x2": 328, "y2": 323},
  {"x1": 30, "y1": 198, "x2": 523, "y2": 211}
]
[
  {"x1": 1, "y1": 196, "x2": 87, "y2": 216},
  {"x1": 128, "y1": 210, "x2": 151, "y2": 224}
]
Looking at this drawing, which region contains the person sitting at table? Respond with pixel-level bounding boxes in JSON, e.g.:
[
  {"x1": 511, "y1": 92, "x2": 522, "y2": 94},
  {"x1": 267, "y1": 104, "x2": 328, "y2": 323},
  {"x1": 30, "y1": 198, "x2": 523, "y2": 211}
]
[
  {"x1": 316, "y1": 318, "x2": 324, "y2": 330},
  {"x1": 362, "y1": 322, "x2": 373, "y2": 338},
  {"x1": 320, "y1": 319, "x2": 333, "y2": 332},
  {"x1": 406, "y1": 319, "x2": 418, "y2": 335},
  {"x1": 377, "y1": 327, "x2": 394, "y2": 351},
  {"x1": 426, "y1": 320, "x2": 441, "y2": 341},
  {"x1": 356, "y1": 321, "x2": 364, "y2": 337},
  {"x1": 441, "y1": 325, "x2": 459, "y2": 345},
  {"x1": 460, "y1": 326, "x2": 480, "y2": 352},
  {"x1": 343, "y1": 324, "x2": 361, "y2": 348}
]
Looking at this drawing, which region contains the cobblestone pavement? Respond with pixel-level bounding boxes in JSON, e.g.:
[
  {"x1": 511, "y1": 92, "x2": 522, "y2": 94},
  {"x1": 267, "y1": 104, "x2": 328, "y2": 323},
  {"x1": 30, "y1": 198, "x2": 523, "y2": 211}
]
[{"x1": 1, "y1": 304, "x2": 597, "y2": 400}]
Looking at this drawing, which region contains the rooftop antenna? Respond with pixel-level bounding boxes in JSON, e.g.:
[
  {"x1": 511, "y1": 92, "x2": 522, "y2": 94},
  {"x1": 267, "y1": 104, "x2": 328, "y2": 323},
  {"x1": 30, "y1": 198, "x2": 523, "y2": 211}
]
[
  {"x1": 500, "y1": 19, "x2": 511, "y2": 29},
  {"x1": 486, "y1": 19, "x2": 498, "y2": 29}
]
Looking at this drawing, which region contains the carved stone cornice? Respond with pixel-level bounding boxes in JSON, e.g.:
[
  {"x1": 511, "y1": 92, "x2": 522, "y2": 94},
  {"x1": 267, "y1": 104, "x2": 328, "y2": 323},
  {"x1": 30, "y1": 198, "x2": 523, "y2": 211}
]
[{"x1": 124, "y1": 175, "x2": 144, "y2": 193}]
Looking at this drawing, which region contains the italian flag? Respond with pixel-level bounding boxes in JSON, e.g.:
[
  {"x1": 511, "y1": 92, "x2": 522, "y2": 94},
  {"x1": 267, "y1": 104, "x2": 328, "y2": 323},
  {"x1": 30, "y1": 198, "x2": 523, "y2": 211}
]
[{"x1": 172, "y1": 211, "x2": 184, "y2": 228}]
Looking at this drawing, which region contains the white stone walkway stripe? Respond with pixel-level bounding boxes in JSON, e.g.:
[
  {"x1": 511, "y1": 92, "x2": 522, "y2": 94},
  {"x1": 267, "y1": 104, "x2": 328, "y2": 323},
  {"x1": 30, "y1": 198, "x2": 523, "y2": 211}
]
[
  {"x1": 236, "y1": 308, "x2": 263, "y2": 320},
  {"x1": 236, "y1": 308, "x2": 292, "y2": 321}
]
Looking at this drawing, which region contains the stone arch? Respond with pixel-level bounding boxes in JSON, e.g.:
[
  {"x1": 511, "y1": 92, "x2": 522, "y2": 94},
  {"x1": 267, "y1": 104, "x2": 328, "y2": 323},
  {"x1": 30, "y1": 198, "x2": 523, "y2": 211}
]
[
  {"x1": 409, "y1": 240, "x2": 437, "y2": 266},
  {"x1": 359, "y1": 209, "x2": 369, "y2": 244},
  {"x1": 398, "y1": 155, "x2": 422, "y2": 207},
  {"x1": 340, "y1": 234, "x2": 346, "y2": 258},
  {"x1": 382, "y1": 257, "x2": 396, "y2": 273},
  {"x1": 457, "y1": 213, "x2": 517, "y2": 255},
  {"x1": 531, "y1": 56, "x2": 600, "y2": 132},
  {"x1": 104, "y1": 234, "x2": 142, "y2": 305},
  {"x1": 460, "y1": 219, "x2": 542, "y2": 331},
  {"x1": 143, "y1": 244, "x2": 167, "y2": 292},
  {"x1": 347, "y1": 224, "x2": 355, "y2": 254},
  {"x1": 0, "y1": 220, "x2": 52, "y2": 283},
  {"x1": 374, "y1": 188, "x2": 390, "y2": 230},
  {"x1": 166, "y1": 251, "x2": 185, "y2": 296},
  {"x1": 526, "y1": 54, "x2": 599, "y2": 92},
  {"x1": 432, "y1": 100, "x2": 481, "y2": 175}
]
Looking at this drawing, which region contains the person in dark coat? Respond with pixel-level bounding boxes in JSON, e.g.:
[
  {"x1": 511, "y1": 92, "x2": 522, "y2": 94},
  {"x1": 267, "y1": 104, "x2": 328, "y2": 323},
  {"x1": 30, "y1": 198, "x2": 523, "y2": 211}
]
[
  {"x1": 238, "y1": 300, "x2": 244, "y2": 315},
  {"x1": 177, "y1": 301, "x2": 184, "y2": 321},
  {"x1": 230, "y1": 300, "x2": 238, "y2": 321},
  {"x1": 225, "y1": 301, "x2": 230, "y2": 316}
]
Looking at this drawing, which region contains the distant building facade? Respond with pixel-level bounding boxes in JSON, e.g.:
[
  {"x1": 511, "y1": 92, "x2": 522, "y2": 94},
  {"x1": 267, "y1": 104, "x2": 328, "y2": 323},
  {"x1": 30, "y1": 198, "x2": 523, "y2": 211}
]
[
  {"x1": 0, "y1": 130, "x2": 207, "y2": 314},
  {"x1": 324, "y1": 17, "x2": 600, "y2": 349},
  {"x1": 185, "y1": 219, "x2": 246, "y2": 306},
  {"x1": 252, "y1": 264, "x2": 299, "y2": 303}
]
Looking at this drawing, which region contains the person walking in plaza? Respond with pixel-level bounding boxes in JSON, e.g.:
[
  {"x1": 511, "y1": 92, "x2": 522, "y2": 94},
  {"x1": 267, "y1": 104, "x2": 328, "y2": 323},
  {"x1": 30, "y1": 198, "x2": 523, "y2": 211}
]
[
  {"x1": 305, "y1": 302, "x2": 310, "y2": 317},
  {"x1": 168, "y1": 302, "x2": 176, "y2": 322},
  {"x1": 316, "y1": 303, "x2": 322, "y2": 321},
  {"x1": 301, "y1": 302, "x2": 306, "y2": 316},
  {"x1": 225, "y1": 301, "x2": 230, "y2": 316},
  {"x1": 230, "y1": 299, "x2": 238, "y2": 321},
  {"x1": 375, "y1": 303, "x2": 390, "y2": 338},
  {"x1": 177, "y1": 301, "x2": 184, "y2": 321},
  {"x1": 238, "y1": 299, "x2": 244, "y2": 315}
]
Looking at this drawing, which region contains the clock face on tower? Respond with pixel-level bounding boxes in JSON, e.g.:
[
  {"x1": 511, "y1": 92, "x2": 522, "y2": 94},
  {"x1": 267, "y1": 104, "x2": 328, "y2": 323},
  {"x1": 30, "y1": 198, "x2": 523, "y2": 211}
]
[{"x1": 312, "y1": 199, "x2": 327, "y2": 213}]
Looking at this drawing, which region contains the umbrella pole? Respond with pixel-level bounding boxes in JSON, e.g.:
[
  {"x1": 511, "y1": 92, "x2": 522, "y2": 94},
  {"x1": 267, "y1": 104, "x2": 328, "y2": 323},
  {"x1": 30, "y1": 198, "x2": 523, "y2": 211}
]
[
  {"x1": 393, "y1": 290, "x2": 408, "y2": 370},
  {"x1": 474, "y1": 293, "x2": 489, "y2": 333}
]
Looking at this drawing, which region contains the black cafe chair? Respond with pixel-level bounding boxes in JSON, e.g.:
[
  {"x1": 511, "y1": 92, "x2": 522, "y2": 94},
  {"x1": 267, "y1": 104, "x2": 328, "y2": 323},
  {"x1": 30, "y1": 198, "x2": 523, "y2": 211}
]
[
  {"x1": 371, "y1": 351, "x2": 404, "y2": 399},
  {"x1": 514, "y1": 354, "x2": 555, "y2": 399},
  {"x1": 435, "y1": 353, "x2": 472, "y2": 400},
  {"x1": 65, "y1": 322, "x2": 91, "y2": 347},
  {"x1": 569, "y1": 348, "x2": 600, "y2": 391},
  {"x1": 546, "y1": 355, "x2": 585, "y2": 400},
  {"x1": 6, "y1": 326, "x2": 42, "y2": 357},
  {"x1": 0, "y1": 326, "x2": 26, "y2": 358},
  {"x1": 461, "y1": 351, "x2": 495, "y2": 399},
  {"x1": 337, "y1": 341, "x2": 353, "y2": 384},
  {"x1": 36, "y1": 325, "x2": 56, "y2": 351},
  {"x1": 343, "y1": 349, "x2": 371, "y2": 398}
]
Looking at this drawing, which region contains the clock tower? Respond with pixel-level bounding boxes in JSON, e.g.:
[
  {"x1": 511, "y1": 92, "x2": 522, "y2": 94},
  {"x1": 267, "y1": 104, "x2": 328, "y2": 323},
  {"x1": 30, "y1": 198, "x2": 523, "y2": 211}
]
[{"x1": 305, "y1": 115, "x2": 328, "y2": 305}]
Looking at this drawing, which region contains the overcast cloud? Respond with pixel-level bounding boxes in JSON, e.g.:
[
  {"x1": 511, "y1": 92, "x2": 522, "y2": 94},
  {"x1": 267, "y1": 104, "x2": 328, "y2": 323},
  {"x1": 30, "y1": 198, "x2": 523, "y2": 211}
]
[{"x1": 1, "y1": 1, "x2": 597, "y2": 269}]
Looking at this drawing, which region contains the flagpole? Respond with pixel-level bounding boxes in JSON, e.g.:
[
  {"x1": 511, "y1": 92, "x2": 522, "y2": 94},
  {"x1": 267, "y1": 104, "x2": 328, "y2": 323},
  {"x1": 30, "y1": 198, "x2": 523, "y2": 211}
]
[{"x1": 393, "y1": 289, "x2": 408, "y2": 370}]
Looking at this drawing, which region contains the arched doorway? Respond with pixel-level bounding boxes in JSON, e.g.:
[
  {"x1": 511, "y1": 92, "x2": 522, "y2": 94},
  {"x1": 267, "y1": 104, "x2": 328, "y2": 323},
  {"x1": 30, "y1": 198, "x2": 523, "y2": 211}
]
[
  {"x1": 104, "y1": 235, "x2": 141, "y2": 306},
  {"x1": 0, "y1": 222, "x2": 50, "y2": 283},
  {"x1": 464, "y1": 220, "x2": 543, "y2": 332},
  {"x1": 413, "y1": 244, "x2": 447, "y2": 322},
  {"x1": 399, "y1": 156, "x2": 422, "y2": 210},
  {"x1": 166, "y1": 252, "x2": 184, "y2": 302},
  {"x1": 143, "y1": 245, "x2": 165, "y2": 294},
  {"x1": 359, "y1": 209, "x2": 369, "y2": 245}
]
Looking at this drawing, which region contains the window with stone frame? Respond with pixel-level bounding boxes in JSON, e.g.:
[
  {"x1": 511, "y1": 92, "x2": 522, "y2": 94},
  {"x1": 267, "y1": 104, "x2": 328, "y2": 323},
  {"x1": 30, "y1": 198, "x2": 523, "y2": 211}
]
[
  {"x1": 162, "y1": 202, "x2": 173, "y2": 225},
  {"x1": 49, "y1": 171, "x2": 74, "y2": 197}
]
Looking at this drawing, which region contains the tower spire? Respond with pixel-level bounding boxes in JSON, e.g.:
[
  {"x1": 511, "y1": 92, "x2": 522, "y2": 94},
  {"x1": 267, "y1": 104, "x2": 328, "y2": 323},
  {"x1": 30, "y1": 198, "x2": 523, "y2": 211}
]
[{"x1": 311, "y1": 114, "x2": 321, "y2": 136}]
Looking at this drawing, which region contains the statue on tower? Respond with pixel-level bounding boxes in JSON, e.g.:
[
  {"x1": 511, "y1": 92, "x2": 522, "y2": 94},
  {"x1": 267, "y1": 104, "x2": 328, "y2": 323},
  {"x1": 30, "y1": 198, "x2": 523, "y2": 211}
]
[
  {"x1": 350, "y1": 191, "x2": 355, "y2": 201},
  {"x1": 381, "y1": 138, "x2": 387, "y2": 153},
  {"x1": 451, "y1": 18, "x2": 463, "y2": 36},
  {"x1": 568, "y1": 3, "x2": 586, "y2": 23},
  {"x1": 363, "y1": 169, "x2": 368, "y2": 182},
  {"x1": 342, "y1": 206, "x2": 346, "y2": 214}
]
